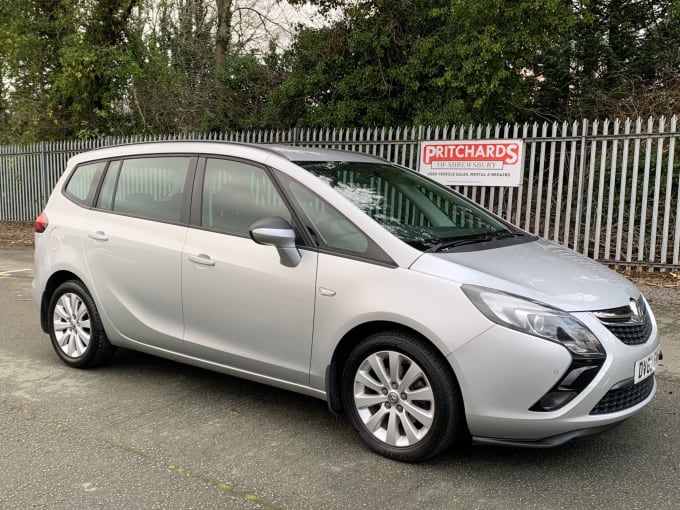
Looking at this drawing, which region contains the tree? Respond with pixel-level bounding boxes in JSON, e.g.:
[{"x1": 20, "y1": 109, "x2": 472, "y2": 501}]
[
  {"x1": 278, "y1": 0, "x2": 577, "y2": 126},
  {"x1": 0, "y1": 0, "x2": 140, "y2": 140},
  {"x1": 125, "y1": 0, "x2": 289, "y2": 134},
  {"x1": 1, "y1": 0, "x2": 678, "y2": 142},
  {"x1": 48, "y1": 0, "x2": 139, "y2": 137},
  {"x1": 569, "y1": 0, "x2": 680, "y2": 118},
  {"x1": 126, "y1": 0, "x2": 218, "y2": 134},
  {"x1": 0, "y1": 0, "x2": 303, "y2": 140},
  {"x1": 420, "y1": 0, "x2": 576, "y2": 123},
  {"x1": 215, "y1": 0, "x2": 232, "y2": 72},
  {"x1": 0, "y1": 0, "x2": 79, "y2": 141}
]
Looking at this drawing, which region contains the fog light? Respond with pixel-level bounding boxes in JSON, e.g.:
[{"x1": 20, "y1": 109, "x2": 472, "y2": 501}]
[
  {"x1": 530, "y1": 360, "x2": 604, "y2": 412},
  {"x1": 536, "y1": 391, "x2": 578, "y2": 412}
]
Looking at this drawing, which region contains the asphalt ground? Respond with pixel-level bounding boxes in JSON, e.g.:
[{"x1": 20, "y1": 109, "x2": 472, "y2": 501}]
[{"x1": 1, "y1": 247, "x2": 679, "y2": 510}]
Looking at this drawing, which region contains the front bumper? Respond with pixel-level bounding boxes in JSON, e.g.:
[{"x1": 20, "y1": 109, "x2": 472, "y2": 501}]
[
  {"x1": 472, "y1": 419, "x2": 627, "y2": 448},
  {"x1": 449, "y1": 309, "x2": 660, "y2": 443}
]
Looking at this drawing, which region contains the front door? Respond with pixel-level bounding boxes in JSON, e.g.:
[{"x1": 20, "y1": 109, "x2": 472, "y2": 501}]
[{"x1": 181, "y1": 157, "x2": 317, "y2": 385}]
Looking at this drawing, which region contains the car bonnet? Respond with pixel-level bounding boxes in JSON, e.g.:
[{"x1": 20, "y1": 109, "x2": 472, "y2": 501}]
[{"x1": 409, "y1": 237, "x2": 640, "y2": 312}]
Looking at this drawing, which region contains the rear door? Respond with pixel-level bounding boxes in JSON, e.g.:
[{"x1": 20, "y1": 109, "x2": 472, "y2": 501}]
[
  {"x1": 82, "y1": 155, "x2": 195, "y2": 352},
  {"x1": 181, "y1": 157, "x2": 317, "y2": 385}
]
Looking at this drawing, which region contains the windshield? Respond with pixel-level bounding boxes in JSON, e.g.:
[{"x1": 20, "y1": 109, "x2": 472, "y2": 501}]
[{"x1": 295, "y1": 161, "x2": 517, "y2": 251}]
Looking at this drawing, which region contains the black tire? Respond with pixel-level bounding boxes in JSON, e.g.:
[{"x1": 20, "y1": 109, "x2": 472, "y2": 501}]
[
  {"x1": 47, "y1": 280, "x2": 115, "y2": 368},
  {"x1": 341, "y1": 330, "x2": 464, "y2": 462}
]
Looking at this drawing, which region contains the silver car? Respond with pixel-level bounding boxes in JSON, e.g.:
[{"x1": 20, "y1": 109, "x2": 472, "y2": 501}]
[{"x1": 33, "y1": 142, "x2": 661, "y2": 461}]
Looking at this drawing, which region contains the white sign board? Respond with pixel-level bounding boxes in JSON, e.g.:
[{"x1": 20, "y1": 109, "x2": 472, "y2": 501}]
[{"x1": 418, "y1": 140, "x2": 524, "y2": 187}]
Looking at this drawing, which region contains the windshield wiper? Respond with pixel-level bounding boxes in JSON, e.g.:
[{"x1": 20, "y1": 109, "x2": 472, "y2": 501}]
[
  {"x1": 424, "y1": 230, "x2": 527, "y2": 252},
  {"x1": 492, "y1": 229, "x2": 525, "y2": 240},
  {"x1": 425, "y1": 233, "x2": 495, "y2": 253}
]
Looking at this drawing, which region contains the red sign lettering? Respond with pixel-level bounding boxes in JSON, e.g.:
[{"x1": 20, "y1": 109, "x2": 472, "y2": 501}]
[{"x1": 423, "y1": 143, "x2": 520, "y2": 165}]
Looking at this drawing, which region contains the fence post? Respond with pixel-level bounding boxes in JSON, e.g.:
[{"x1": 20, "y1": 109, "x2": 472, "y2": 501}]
[
  {"x1": 40, "y1": 141, "x2": 49, "y2": 212},
  {"x1": 415, "y1": 125, "x2": 424, "y2": 171}
]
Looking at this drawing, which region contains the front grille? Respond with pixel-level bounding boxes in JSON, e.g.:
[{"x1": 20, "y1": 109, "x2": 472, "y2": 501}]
[
  {"x1": 590, "y1": 376, "x2": 655, "y2": 415},
  {"x1": 604, "y1": 314, "x2": 653, "y2": 345},
  {"x1": 594, "y1": 296, "x2": 653, "y2": 345}
]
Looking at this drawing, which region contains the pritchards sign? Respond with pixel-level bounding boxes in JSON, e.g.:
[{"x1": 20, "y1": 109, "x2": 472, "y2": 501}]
[{"x1": 418, "y1": 140, "x2": 524, "y2": 187}]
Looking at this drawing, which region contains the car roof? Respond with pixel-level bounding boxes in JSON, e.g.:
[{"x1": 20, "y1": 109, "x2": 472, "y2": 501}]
[
  {"x1": 263, "y1": 145, "x2": 385, "y2": 163},
  {"x1": 68, "y1": 141, "x2": 386, "y2": 165}
]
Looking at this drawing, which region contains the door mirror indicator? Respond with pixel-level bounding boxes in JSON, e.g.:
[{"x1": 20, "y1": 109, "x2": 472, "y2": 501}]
[{"x1": 249, "y1": 217, "x2": 301, "y2": 268}]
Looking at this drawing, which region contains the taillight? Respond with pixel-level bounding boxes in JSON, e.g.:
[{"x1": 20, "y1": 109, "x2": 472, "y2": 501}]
[{"x1": 35, "y1": 211, "x2": 49, "y2": 233}]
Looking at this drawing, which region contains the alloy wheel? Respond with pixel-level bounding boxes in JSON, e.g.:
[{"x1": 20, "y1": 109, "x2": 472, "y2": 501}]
[
  {"x1": 352, "y1": 350, "x2": 435, "y2": 447},
  {"x1": 52, "y1": 292, "x2": 91, "y2": 358}
]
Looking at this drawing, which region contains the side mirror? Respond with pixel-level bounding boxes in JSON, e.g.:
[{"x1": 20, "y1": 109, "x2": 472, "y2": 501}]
[{"x1": 249, "y1": 217, "x2": 302, "y2": 268}]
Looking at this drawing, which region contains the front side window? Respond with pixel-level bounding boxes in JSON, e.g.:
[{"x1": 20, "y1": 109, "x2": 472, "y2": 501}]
[
  {"x1": 289, "y1": 181, "x2": 369, "y2": 254},
  {"x1": 112, "y1": 157, "x2": 191, "y2": 222},
  {"x1": 64, "y1": 161, "x2": 106, "y2": 205},
  {"x1": 201, "y1": 158, "x2": 291, "y2": 236},
  {"x1": 295, "y1": 161, "x2": 523, "y2": 251}
]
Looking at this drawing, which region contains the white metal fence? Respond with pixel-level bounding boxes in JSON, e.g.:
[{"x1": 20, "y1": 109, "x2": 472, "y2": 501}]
[{"x1": 1, "y1": 116, "x2": 678, "y2": 269}]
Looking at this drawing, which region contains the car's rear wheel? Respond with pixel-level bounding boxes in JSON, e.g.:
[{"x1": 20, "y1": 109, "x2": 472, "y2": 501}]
[
  {"x1": 341, "y1": 330, "x2": 464, "y2": 462},
  {"x1": 48, "y1": 280, "x2": 115, "y2": 368}
]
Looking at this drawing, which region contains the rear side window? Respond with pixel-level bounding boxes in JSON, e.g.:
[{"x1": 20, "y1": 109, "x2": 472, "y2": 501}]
[
  {"x1": 96, "y1": 160, "x2": 120, "y2": 210},
  {"x1": 112, "y1": 157, "x2": 191, "y2": 223},
  {"x1": 64, "y1": 162, "x2": 106, "y2": 205}
]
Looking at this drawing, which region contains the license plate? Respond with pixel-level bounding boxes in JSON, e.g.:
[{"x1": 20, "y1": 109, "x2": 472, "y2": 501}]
[{"x1": 634, "y1": 346, "x2": 661, "y2": 384}]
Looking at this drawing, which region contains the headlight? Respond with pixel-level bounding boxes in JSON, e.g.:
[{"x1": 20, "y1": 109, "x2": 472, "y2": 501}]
[{"x1": 462, "y1": 285, "x2": 605, "y2": 359}]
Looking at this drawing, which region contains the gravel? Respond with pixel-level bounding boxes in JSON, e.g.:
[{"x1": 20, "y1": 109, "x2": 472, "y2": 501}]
[
  {"x1": 0, "y1": 221, "x2": 33, "y2": 248},
  {"x1": 637, "y1": 284, "x2": 680, "y2": 309}
]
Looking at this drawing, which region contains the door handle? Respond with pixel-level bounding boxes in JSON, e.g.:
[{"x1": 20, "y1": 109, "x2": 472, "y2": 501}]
[
  {"x1": 88, "y1": 231, "x2": 108, "y2": 242},
  {"x1": 188, "y1": 254, "x2": 215, "y2": 267}
]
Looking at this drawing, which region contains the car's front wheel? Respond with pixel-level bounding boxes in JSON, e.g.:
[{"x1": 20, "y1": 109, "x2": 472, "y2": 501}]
[
  {"x1": 341, "y1": 330, "x2": 464, "y2": 462},
  {"x1": 48, "y1": 280, "x2": 115, "y2": 368}
]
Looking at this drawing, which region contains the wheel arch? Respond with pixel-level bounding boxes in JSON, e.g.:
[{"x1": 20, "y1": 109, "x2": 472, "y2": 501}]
[
  {"x1": 325, "y1": 320, "x2": 462, "y2": 415},
  {"x1": 40, "y1": 270, "x2": 85, "y2": 333}
]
